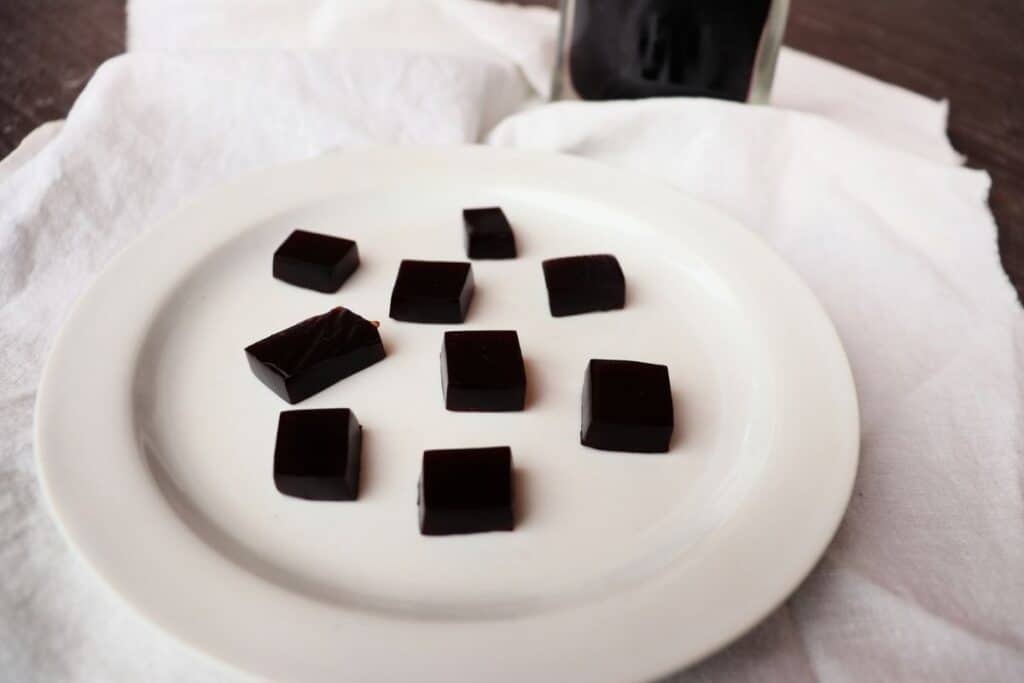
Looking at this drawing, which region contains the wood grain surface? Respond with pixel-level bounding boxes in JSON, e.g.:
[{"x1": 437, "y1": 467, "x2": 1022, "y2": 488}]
[{"x1": 1, "y1": 0, "x2": 1022, "y2": 300}]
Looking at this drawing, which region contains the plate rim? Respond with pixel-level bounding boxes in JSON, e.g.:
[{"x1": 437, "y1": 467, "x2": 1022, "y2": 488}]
[{"x1": 35, "y1": 144, "x2": 859, "y2": 683}]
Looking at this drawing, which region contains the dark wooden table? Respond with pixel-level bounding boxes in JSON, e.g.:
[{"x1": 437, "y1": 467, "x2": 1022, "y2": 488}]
[{"x1": 2, "y1": 0, "x2": 1022, "y2": 302}]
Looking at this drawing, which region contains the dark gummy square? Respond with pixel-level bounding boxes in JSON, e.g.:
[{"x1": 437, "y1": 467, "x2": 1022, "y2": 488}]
[
  {"x1": 463, "y1": 207, "x2": 517, "y2": 259},
  {"x1": 245, "y1": 307, "x2": 385, "y2": 404},
  {"x1": 418, "y1": 446, "x2": 514, "y2": 535},
  {"x1": 274, "y1": 408, "x2": 361, "y2": 500},
  {"x1": 441, "y1": 331, "x2": 526, "y2": 412},
  {"x1": 273, "y1": 229, "x2": 359, "y2": 293},
  {"x1": 581, "y1": 359, "x2": 674, "y2": 453},
  {"x1": 389, "y1": 260, "x2": 474, "y2": 324},
  {"x1": 542, "y1": 254, "x2": 625, "y2": 317}
]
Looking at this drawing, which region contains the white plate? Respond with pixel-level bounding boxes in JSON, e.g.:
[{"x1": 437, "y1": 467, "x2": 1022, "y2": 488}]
[{"x1": 36, "y1": 146, "x2": 858, "y2": 682}]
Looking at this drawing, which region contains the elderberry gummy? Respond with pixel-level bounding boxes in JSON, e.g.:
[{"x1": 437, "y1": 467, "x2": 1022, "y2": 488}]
[
  {"x1": 245, "y1": 307, "x2": 385, "y2": 404},
  {"x1": 273, "y1": 229, "x2": 359, "y2": 293},
  {"x1": 418, "y1": 446, "x2": 514, "y2": 535},
  {"x1": 274, "y1": 408, "x2": 362, "y2": 501},
  {"x1": 581, "y1": 359, "x2": 673, "y2": 453},
  {"x1": 463, "y1": 207, "x2": 517, "y2": 259},
  {"x1": 441, "y1": 330, "x2": 526, "y2": 412},
  {"x1": 542, "y1": 254, "x2": 625, "y2": 317},
  {"x1": 389, "y1": 260, "x2": 474, "y2": 323}
]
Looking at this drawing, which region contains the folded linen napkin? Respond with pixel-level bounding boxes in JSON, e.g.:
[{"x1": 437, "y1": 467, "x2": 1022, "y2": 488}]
[{"x1": 0, "y1": 1, "x2": 1020, "y2": 681}]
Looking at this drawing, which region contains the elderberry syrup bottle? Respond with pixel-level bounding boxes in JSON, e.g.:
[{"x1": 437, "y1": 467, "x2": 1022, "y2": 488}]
[{"x1": 553, "y1": 0, "x2": 789, "y2": 103}]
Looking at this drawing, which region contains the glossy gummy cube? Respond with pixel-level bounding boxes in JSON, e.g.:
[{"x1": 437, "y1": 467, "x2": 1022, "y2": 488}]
[
  {"x1": 389, "y1": 260, "x2": 474, "y2": 324},
  {"x1": 581, "y1": 359, "x2": 673, "y2": 453},
  {"x1": 418, "y1": 446, "x2": 515, "y2": 535},
  {"x1": 273, "y1": 229, "x2": 359, "y2": 293},
  {"x1": 441, "y1": 330, "x2": 526, "y2": 412},
  {"x1": 542, "y1": 254, "x2": 625, "y2": 317},
  {"x1": 463, "y1": 207, "x2": 517, "y2": 259},
  {"x1": 274, "y1": 408, "x2": 362, "y2": 500}
]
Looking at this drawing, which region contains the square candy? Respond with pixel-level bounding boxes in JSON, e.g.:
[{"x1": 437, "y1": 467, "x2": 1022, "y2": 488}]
[
  {"x1": 441, "y1": 330, "x2": 526, "y2": 412},
  {"x1": 542, "y1": 254, "x2": 625, "y2": 317},
  {"x1": 274, "y1": 408, "x2": 361, "y2": 500},
  {"x1": 245, "y1": 307, "x2": 386, "y2": 404},
  {"x1": 418, "y1": 446, "x2": 514, "y2": 535},
  {"x1": 463, "y1": 207, "x2": 517, "y2": 259},
  {"x1": 389, "y1": 260, "x2": 474, "y2": 324},
  {"x1": 273, "y1": 229, "x2": 359, "y2": 293},
  {"x1": 582, "y1": 359, "x2": 674, "y2": 453}
]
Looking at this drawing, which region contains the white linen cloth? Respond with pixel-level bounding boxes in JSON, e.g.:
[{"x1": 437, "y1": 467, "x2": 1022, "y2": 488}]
[{"x1": 1, "y1": 1, "x2": 1021, "y2": 680}]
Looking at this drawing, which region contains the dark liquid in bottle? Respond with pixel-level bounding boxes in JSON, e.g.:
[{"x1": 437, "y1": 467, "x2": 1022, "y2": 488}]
[{"x1": 568, "y1": 0, "x2": 773, "y2": 101}]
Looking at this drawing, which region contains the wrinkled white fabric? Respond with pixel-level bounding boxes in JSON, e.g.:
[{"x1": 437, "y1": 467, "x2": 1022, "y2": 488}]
[
  {"x1": 126, "y1": 0, "x2": 961, "y2": 165},
  {"x1": 1, "y1": 1, "x2": 1021, "y2": 681}
]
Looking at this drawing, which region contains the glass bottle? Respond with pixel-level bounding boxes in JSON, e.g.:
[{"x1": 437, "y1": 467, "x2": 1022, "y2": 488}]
[{"x1": 553, "y1": 0, "x2": 790, "y2": 103}]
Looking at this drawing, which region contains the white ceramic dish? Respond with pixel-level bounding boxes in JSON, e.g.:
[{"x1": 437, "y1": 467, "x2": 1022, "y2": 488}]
[{"x1": 36, "y1": 146, "x2": 858, "y2": 682}]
